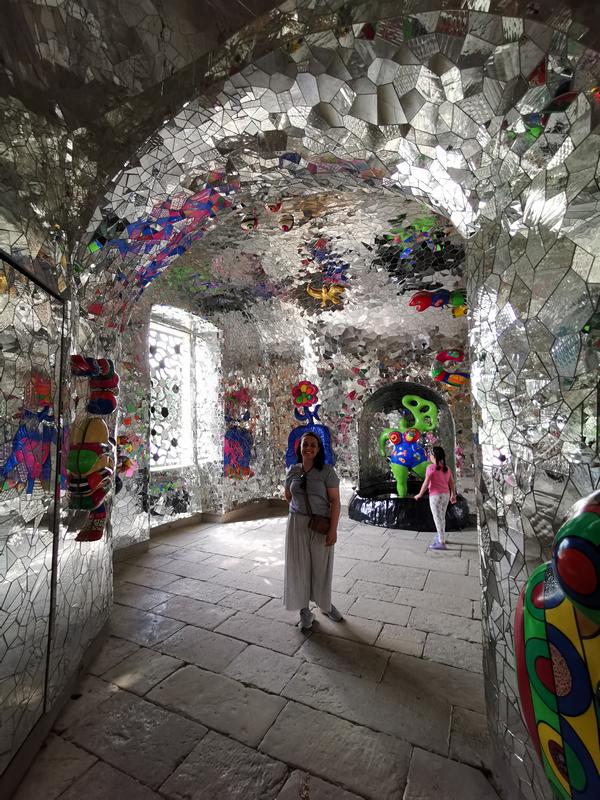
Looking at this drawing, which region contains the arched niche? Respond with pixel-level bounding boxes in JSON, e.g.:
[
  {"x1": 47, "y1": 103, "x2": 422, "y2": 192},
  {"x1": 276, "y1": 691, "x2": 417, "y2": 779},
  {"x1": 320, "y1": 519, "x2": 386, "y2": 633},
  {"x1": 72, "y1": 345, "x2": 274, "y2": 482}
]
[{"x1": 358, "y1": 381, "x2": 457, "y2": 496}]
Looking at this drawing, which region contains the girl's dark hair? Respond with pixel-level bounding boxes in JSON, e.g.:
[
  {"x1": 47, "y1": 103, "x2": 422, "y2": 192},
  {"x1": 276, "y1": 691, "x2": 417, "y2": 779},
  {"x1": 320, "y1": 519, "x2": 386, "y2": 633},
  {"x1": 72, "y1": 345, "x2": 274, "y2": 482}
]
[
  {"x1": 432, "y1": 446, "x2": 448, "y2": 473},
  {"x1": 296, "y1": 432, "x2": 325, "y2": 470}
]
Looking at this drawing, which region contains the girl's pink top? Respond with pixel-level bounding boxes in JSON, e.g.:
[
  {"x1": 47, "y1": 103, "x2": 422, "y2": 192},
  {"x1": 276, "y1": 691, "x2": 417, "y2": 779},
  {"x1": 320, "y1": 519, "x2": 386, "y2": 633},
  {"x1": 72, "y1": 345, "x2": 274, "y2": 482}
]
[{"x1": 426, "y1": 463, "x2": 453, "y2": 495}]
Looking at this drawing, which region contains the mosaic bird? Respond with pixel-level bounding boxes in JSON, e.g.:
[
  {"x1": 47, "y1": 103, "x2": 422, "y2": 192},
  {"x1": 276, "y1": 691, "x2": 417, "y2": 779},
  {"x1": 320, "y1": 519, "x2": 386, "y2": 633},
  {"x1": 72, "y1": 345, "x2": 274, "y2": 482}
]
[{"x1": 306, "y1": 283, "x2": 345, "y2": 307}]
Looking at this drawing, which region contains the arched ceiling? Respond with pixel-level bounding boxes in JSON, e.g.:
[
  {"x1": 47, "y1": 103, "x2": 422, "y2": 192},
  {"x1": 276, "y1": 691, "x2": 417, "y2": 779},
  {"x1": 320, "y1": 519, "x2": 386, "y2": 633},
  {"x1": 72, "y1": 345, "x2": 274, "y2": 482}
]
[
  {"x1": 138, "y1": 192, "x2": 466, "y2": 337},
  {"x1": 2, "y1": 0, "x2": 600, "y2": 331}
]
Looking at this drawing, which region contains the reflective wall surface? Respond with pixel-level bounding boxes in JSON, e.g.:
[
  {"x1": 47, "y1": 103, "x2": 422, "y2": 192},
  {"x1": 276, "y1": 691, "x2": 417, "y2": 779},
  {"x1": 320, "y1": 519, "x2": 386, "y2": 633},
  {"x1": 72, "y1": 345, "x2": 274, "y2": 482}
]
[
  {"x1": 0, "y1": 259, "x2": 65, "y2": 772},
  {"x1": 0, "y1": 3, "x2": 599, "y2": 798}
]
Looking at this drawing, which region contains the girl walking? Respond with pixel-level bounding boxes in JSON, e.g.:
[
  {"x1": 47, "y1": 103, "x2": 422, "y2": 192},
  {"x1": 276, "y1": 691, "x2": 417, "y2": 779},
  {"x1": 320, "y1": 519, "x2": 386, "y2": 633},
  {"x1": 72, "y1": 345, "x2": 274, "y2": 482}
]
[{"x1": 414, "y1": 446, "x2": 457, "y2": 551}]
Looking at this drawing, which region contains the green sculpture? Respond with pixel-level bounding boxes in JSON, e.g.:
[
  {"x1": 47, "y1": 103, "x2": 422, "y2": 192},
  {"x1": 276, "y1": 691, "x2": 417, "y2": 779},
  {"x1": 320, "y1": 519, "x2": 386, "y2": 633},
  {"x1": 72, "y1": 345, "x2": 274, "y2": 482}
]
[{"x1": 379, "y1": 394, "x2": 438, "y2": 498}]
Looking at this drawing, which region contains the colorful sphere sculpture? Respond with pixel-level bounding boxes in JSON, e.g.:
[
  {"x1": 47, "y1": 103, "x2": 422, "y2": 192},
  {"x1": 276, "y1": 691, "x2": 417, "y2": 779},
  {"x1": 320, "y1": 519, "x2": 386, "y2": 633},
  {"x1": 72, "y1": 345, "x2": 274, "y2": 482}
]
[{"x1": 514, "y1": 491, "x2": 600, "y2": 800}]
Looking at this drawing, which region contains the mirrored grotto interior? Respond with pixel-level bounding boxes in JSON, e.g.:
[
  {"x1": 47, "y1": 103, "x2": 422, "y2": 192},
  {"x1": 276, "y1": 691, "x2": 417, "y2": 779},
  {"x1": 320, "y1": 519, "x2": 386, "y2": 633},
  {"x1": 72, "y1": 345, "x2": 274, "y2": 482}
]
[{"x1": 1, "y1": 1, "x2": 600, "y2": 798}]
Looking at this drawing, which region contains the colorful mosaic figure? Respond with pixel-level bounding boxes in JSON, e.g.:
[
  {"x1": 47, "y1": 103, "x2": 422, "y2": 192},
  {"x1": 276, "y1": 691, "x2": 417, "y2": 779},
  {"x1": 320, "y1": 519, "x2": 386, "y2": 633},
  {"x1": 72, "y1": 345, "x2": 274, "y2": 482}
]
[
  {"x1": 515, "y1": 492, "x2": 600, "y2": 800},
  {"x1": 379, "y1": 394, "x2": 438, "y2": 498},
  {"x1": 68, "y1": 356, "x2": 120, "y2": 541},
  {"x1": 0, "y1": 407, "x2": 55, "y2": 495},
  {"x1": 87, "y1": 172, "x2": 238, "y2": 291},
  {"x1": 409, "y1": 288, "x2": 468, "y2": 318},
  {"x1": 224, "y1": 387, "x2": 254, "y2": 480},
  {"x1": 431, "y1": 349, "x2": 470, "y2": 387},
  {"x1": 285, "y1": 380, "x2": 335, "y2": 467}
]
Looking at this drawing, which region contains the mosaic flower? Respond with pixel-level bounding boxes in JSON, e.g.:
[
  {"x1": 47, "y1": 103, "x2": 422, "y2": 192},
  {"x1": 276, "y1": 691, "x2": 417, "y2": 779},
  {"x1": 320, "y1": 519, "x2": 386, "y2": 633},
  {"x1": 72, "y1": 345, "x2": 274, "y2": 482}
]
[{"x1": 291, "y1": 380, "x2": 318, "y2": 407}]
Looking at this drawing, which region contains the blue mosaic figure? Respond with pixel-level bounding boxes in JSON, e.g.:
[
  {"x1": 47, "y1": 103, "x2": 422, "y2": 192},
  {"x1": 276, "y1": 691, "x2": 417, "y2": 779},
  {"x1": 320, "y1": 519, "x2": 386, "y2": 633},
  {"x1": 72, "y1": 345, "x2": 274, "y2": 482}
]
[{"x1": 285, "y1": 380, "x2": 335, "y2": 467}]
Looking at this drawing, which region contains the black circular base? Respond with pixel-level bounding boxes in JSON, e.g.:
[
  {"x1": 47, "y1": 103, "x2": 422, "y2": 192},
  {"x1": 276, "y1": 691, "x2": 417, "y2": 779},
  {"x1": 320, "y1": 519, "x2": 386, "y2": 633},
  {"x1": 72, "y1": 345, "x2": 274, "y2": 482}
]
[{"x1": 348, "y1": 480, "x2": 470, "y2": 531}]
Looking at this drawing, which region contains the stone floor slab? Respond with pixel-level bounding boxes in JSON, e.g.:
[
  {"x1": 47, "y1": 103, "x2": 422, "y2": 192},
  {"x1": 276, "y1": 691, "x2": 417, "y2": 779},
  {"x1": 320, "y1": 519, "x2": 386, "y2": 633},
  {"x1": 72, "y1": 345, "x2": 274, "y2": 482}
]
[
  {"x1": 157, "y1": 624, "x2": 247, "y2": 671},
  {"x1": 13, "y1": 734, "x2": 96, "y2": 800},
  {"x1": 260, "y1": 701, "x2": 410, "y2": 800},
  {"x1": 382, "y1": 548, "x2": 468, "y2": 575},
  {"x1": 160, "y1": 730, "x2": 288, "y2": 800},
  {"x1": 332, "y1": 575, "x2": 357, "y2": 593},
  {"x1": 353, "y1": 580, "x2": 398, "y2": 602},
  {"x1": 148, "y1": 543, "x2": 179, "y2": 556},
  {"x1": 219, "y1": 589, "x2": 271, "y2": 612},
  {"x1": 409, "y1": 607, "x2": 482, "y2": 643},
  {"x1": 374, "y1": 623, "x2": 426, "y2": 658},
  {"x1": 251, "y1": 562, "x2": 284, "y2": 579},
  {"x1": 384, "y1": 534, "x2": 427, "y2": 550},
  {"x1": 403, "y1": 747, "x2": 499, "y2": 799},
  {"x1": 102, "y1": 647, "x2": 183, "y2": 694},
  {"x1": 215, "y1": 611, "x2": 307, "y2": 655},
  {"x1": 393, "y1": 587, "x2": 472, "y2": 618},
  {"x1": 349, "y1": 597, "x2": 411, "y2": 626},
  {"x1": 88, "y1": 636, "x2": 140, "y2": 676},
  {"x1": 423, "y1": 632, "x2": 483, "y2": 673},
  {"x1": 224, "y1": 644, "x2": 301, "y2": 693},
  {"x1": 109, "y1": 603, "x2": 185, "y2": 646},
  {"x1": 151, "y1": 530, "x2": 213, "y2": 548},
  {"x1": 114, "y1": 565, "x2": 178, "y2": 590},
  {"x1": 200, "y1": 553, "x2": 257, "y2": 572},
  {"x1": 450, "y1": 706, "x2": 493, "y2": 770},
  {"x1": 153, "y1": 559, "x2": 221, "y2": 581},
  {"x1": 276, "y1": 770, "x2": 365, "y2": 800},
  {"x1": 383, "y1": 652, "x2": 486, "y2": 714},
  {"x1": 53, "y1": 675, "x2": 120, "y2": 734},
  {"x1": 59, "y1": 761, "x2": 161, "y2": 800},
  {"x1": 298, "y1": 633, "x2": 390, "y2": 681},
  {"x1": 333, "y1": 555, "x2": 360, "y2": 576},
  {"x1": 312, "y1": 612, "x2": 382, "y2": 645},
  {"x1": 125, "y1": 552, "x2": 175, "y2": 571},
  {"x1": 152, "y1": 594, "x2": 237, "y2": 629},
  {"x1": 148, "y1": 665, "x2": 286, "y2": 747},
  {"x1": 348, "y1": 561, "x2": 428, "y2": 590},
  {"x1": 256, "y1": 597, "x2": 303, "y2": 625},
  {"x1": 423, "y1": 572, "x2": 481, "y2": 600},
  {"x1": 336, "y1": 543, "x2": 388, "y2": 562},
  {"x1": 113, "y1": 582, "x2": 173, "y2": 611},
  {"x1": 63, "y1": 691, "x2": 206, "y2": 789},
  {"x1": 283, "y1": 662, "x2": 450, "y2": 753},
  {"x1": 165, "y1": 576, "x2": 234, "y2": 603},
  {"x1": 167, "y1": 548, "x2": 214, "y2": 564},
  {"x1": 331, "y1": 591, "x2": 359, "y2": 613},
  {"x1": 210, "y1": 569, "x2": 284, "y2": 597},
  {"x1": 468, "y1": 559, "x2": 480, "y2": 578}
]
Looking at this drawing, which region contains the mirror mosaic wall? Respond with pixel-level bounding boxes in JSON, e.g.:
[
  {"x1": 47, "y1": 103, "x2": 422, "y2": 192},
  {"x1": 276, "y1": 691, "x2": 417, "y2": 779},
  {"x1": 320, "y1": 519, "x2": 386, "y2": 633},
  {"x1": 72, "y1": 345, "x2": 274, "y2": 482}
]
[
  {"x1": 0, "y1": 2, "x2": 599, "y2": 798},
  {"x1": 0, "y1": 256, "x2": 65, "y2": 772}
]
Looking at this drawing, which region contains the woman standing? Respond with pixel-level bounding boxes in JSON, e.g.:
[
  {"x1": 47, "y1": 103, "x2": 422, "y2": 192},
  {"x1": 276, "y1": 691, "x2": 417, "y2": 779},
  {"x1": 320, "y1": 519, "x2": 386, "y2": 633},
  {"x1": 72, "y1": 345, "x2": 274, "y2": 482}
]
[
  {"x1": 284, "y1": 432, "x2": 343, "y2": 631},
  {"x1": 414, "y1": 445, "x2": 457, "y2": 551}
]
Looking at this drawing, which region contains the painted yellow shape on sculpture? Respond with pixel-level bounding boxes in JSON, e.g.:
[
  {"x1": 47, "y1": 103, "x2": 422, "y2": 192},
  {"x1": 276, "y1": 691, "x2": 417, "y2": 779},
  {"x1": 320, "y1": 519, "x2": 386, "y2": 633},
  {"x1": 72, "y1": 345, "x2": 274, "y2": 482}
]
[{"x1": 306, "y1": 283, "x2": 345, "y2": 307}]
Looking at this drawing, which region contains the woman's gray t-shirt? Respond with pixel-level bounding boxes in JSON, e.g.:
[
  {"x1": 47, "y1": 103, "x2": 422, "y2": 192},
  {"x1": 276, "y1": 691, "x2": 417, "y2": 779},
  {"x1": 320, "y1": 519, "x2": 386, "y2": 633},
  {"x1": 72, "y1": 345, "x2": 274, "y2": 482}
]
[{"x1": 286, "y1": 464, "x2": 340, "y2": 517}]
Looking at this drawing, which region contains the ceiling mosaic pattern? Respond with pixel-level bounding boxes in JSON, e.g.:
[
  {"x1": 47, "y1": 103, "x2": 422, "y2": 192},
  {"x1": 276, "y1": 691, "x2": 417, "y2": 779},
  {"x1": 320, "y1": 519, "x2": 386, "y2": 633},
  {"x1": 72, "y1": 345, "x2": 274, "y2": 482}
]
[
  {"x1": 144, "y1": 193, "x2": 466, "y2": 323},
  {"x1": 62, "y1": 2, "x2": 598, "y2": 334}
]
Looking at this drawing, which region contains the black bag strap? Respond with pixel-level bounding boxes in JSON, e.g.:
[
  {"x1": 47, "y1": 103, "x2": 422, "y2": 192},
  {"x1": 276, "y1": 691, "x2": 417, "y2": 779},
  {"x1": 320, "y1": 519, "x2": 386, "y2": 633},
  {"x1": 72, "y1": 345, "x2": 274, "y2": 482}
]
[{"x1": 302, "y1": 472, "x2": 314, "y2": 517}]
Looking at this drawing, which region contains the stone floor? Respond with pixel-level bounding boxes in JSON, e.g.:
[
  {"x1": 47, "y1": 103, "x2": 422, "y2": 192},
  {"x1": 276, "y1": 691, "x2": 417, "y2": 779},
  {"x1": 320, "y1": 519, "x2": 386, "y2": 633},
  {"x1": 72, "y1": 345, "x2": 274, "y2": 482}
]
[{"x1": 15, "y1": 512, "x2": 500, "y2": 800}]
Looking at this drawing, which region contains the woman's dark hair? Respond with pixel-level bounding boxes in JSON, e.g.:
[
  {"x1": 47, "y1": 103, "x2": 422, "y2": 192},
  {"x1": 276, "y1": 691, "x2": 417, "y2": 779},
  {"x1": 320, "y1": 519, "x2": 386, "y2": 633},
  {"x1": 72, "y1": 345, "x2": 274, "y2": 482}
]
[
  {"x1": 432, "y1": 445, "x2": 448, "y2": 473},
  {"x1": 296, "y1": 432, "x2": 325, "y2": 470}
]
